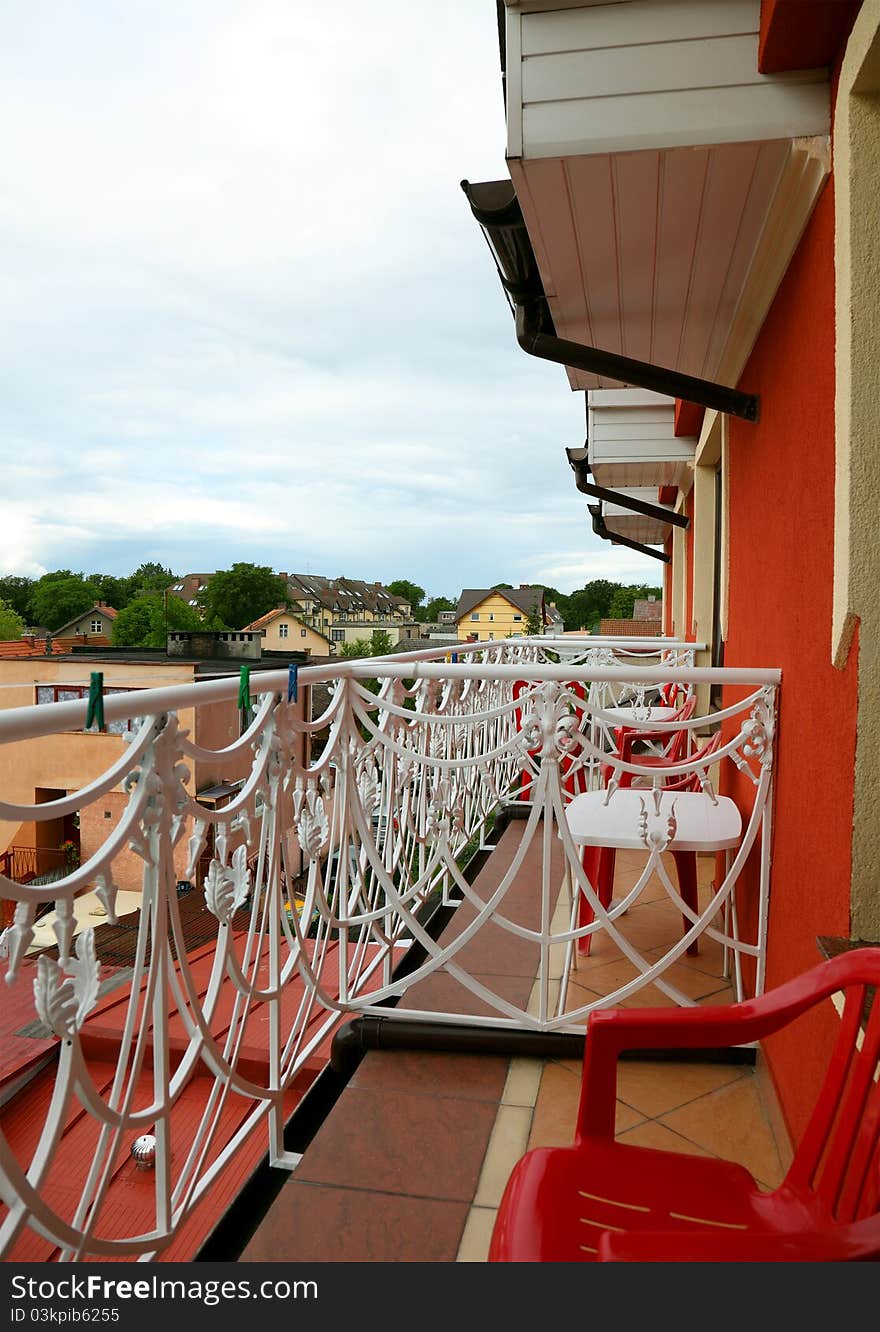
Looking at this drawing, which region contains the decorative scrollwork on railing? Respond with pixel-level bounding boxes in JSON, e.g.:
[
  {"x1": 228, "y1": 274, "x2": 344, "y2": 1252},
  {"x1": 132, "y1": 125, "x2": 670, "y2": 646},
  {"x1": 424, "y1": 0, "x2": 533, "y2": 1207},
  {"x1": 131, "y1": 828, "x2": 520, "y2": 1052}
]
[
  {"x1": 33, "y1": 930, "x2": 100, "y2": 1038},
  {"x1": 0, "y1": 637, "x2": 778, "y2": 1261}
]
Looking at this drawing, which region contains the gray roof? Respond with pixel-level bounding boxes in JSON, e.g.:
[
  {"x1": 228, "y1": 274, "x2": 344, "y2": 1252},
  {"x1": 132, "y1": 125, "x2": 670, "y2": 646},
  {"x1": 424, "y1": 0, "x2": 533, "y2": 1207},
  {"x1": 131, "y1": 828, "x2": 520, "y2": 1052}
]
[{"x1": 455, "y1": 587, "x2": 546, "y2": 619}]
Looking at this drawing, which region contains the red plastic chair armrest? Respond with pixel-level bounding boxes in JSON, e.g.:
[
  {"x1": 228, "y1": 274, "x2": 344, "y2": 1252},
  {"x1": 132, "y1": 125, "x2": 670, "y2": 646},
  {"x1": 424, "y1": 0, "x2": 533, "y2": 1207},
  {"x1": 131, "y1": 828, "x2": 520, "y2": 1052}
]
[{"x1": 577, "y1": 950, "x2": 880, "y2": 1138}]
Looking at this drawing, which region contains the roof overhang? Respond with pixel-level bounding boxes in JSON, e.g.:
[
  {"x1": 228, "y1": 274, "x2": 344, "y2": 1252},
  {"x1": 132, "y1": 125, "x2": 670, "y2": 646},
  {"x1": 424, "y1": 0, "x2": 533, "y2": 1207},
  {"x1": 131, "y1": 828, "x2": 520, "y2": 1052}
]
[{"x1": 500, "y1": 0, "x2": 831, "y2": 395}]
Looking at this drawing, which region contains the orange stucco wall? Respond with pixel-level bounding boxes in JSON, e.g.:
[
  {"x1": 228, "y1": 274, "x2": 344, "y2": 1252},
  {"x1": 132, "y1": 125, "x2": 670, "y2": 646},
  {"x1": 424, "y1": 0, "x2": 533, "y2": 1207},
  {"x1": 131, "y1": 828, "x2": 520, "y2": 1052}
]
[{"x1": 722, "y1": 179, "x2": 859, "y2": 1145}]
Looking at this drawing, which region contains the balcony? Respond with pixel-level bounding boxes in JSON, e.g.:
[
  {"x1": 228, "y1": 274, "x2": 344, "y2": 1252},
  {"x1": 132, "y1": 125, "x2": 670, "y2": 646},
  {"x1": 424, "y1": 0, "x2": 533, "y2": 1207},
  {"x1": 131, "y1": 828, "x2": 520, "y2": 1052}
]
[
  {"x1": 0, "y1": 636, "x2": 782, "y2": 1261},
  {"x1": 587, "y1": 389, "x2": 696, "y2": 492}
]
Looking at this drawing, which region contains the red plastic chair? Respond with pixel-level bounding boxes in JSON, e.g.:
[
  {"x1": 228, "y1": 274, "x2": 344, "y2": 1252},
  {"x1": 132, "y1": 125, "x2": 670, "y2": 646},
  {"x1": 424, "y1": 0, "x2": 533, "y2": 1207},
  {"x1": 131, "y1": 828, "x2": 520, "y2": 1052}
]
[
  {"x1": 490, "y1": 948, "x2": 880, "y2": 1262},
  {"x1": 579, "y1": 728, "x2": 722, "y2": 958},
  {"x1": 606, "y1": 694, "x2": 697, "y2": 785},
  {"x1": 515, "y1": 679, "x2": 588, "y2": 802}
]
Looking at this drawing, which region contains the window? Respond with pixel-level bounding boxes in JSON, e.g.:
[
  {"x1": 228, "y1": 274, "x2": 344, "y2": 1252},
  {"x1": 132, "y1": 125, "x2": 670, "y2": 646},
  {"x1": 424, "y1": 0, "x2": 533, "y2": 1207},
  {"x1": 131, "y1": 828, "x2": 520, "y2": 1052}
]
[
  {"x1": 189, "y1": 599, "x2": 198, "y2": 606},
  {"x1": 488, "y1": 613, "x2": 494, "y2": 622},
  {"x1": 300, "y1": 628, "x2": 307, "y2": 637},
  {"x1": 331, "y1": 629, "x2": 345, "y2": 641},
  {"x1": 513, "y1": 614, "x2": 522, "y2": 622},
  {"x1": 470, "y1": 613, "x2": 480, "y2": 621},
  {"x1": 488, "y1": 632, "x2": 494, "y2": 640},
  {"x1": 278, "y1": 623, "x2": 289, "y2": 639},
  {"x1": 90, "y1": 619, "x2": 102, "y2": 633},
  {"x1": 36, "y1": 684, "x2": 140, "y2": 736}
]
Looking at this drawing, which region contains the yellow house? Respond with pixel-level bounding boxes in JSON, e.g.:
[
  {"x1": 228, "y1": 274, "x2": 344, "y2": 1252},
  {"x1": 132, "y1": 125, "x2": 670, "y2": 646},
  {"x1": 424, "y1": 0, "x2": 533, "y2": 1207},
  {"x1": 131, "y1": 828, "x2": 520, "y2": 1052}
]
[
  {"x1": 455, "y1": 587, "x2": 547, "y2": 643},
  {"x1": 244, "y1": 606, "x2": 331, "y2": 656}
]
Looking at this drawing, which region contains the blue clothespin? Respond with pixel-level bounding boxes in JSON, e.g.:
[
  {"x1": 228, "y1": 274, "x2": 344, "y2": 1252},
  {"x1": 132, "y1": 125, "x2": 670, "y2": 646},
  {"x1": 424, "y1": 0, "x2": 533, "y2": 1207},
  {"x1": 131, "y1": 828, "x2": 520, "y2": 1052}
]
[{"x1": 287, "y1": 663, "x2": 299, "y2": 704}]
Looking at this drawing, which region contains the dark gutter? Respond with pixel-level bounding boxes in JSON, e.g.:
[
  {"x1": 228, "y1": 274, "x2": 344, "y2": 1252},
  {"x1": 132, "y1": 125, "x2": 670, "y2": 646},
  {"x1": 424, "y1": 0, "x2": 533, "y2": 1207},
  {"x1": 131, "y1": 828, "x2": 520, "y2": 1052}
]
[
  {"x1": 566, "y1": 447, "x2": 689, "y2": 531},
  {"x1": 462, "y1": 179, "x2": 759, "y2": 424},
  {"x1": 589, "y1": 506, "x2": 671, "y2": 564}
]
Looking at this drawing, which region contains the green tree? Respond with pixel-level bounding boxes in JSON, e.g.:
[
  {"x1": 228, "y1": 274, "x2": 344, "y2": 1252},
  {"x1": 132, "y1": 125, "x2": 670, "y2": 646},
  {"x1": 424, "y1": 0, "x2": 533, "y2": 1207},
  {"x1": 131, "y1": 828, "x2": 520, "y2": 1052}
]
[
  {"x1": 199, "y1": 563, "x2": 286, "y2": 629},
  {"x1": 524, "y1": 597, "x2": 544, "y2": 636},
  {"x1": 87, "y1": 573, "x2": 129, "y2": 611},
  {"x1": 0, "y1": 598, "x2": 25, "y2": 640},
  {"x1": 0, "y1": 576, "x2": 34, "y2": 620},
  {"x1": 425, "y1": 595, "x2": 454, "y2": 621},
  {"x1": 370, "y1": 629, "x2": 393, "y2": 657},
  {"x1": 565, "y1": 579, "x2": 618, "y2": 631},
  {"x1": 386, "y1": 580, "x2": 426, "y2": 619},
  {"x1": 112, "y1": 593, "x2": 202, "y2": 648},
  {"x1": 28, "y1": 571, "x2": 100, "y2": 630},
  {"x1": 339, "y1": 637, "x2": 373, "y2": 660},
  {"x1": 607, "y1": 583, "x2": 663, "y2": 621},
  {"x1": 125, "y1": 562, "x2": 177, "y2": 600},
  {"x1": 492, "y1": 582, "x2": 514, "y2": 590}
]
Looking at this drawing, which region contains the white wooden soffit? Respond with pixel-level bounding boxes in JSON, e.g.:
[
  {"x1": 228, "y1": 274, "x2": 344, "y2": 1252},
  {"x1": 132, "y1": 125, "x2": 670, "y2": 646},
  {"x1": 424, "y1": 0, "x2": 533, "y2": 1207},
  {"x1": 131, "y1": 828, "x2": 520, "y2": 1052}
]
[{"x1": 503, "y1": 1, "x2": 832, "y2": 393}]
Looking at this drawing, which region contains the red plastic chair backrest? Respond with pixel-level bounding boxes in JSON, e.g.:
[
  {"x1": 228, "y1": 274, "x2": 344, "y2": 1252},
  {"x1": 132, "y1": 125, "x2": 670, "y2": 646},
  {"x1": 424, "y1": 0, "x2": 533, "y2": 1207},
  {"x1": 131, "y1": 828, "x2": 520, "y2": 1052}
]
[
  {"x1": 786, "y1": 970, "x2": 880, "y2": 1222},
  {"x1": 660, "y1": 729, "x2": 723, "y2": 790}
]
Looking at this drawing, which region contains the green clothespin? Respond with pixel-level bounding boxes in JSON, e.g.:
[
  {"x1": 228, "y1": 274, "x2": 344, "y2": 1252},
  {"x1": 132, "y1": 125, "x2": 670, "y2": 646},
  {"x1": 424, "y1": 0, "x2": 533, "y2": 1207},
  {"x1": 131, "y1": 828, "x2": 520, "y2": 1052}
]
[
  {"x1": 86, "y1": 672, "x2": 105, "y2": 732},
  {"x1": 238, "y1": 664, "x2": 251, "y2": 715}
]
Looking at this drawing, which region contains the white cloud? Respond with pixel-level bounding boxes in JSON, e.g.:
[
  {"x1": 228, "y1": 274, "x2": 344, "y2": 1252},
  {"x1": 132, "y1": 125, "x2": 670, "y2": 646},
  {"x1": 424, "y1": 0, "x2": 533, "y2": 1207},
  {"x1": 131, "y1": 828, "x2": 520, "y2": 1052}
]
[{"x1": 0, "y1": 1, "x2": 659, "y2": 597}]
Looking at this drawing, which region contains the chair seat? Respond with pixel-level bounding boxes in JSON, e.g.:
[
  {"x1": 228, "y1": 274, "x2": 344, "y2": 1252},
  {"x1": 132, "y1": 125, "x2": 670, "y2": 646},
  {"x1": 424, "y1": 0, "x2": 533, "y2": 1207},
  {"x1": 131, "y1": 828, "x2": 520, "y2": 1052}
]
[
  {"x1": 490, "y1": 1137, "x2": 814, "y2": 1263},
  {"x1": 565, "y1": 789, "x2": 741, "y2": 852}
]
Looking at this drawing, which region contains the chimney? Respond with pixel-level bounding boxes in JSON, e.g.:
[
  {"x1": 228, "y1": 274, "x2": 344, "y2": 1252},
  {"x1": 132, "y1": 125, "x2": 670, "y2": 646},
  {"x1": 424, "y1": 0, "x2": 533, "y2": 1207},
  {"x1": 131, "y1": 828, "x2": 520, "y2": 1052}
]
[
  {"x1": 44, "y1": 634, "x2": 52, "y2": 655},
  {"x1": 278, "y1": 572, "x2": 289, "y2": 582}
]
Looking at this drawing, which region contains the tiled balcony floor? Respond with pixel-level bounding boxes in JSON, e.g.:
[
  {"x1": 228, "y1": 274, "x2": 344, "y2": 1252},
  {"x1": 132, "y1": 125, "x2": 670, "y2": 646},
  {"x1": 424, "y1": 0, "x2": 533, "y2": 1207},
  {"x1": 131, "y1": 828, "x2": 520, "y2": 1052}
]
[{"x1": 240, "y1": 822, "x2": 791, "y2": 1263}]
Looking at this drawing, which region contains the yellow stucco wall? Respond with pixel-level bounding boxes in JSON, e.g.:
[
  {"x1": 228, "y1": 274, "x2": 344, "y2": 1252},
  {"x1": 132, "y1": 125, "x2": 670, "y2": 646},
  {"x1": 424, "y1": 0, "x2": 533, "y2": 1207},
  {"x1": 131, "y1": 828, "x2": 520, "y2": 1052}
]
[
  {"x1": 456, "y1": 592, "x2": 537, "y2": 642},
  {"x1": 834, "y1": 0, "x2": 880, "y2": 938},
  {"x1": 258, "y1": 615, "x2": 329, "y2": 655}
]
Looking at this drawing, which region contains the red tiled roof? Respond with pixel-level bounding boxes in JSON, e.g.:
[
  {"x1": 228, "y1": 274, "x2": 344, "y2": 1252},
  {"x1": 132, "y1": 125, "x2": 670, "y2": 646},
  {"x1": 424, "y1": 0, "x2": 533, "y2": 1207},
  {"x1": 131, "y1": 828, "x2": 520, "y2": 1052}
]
[
  {"x1": 0, "y1": 639, "x2": 67, "y2": 658},
  {"x1": 598, "y1": 618, "x2": 662, "y2": 636}
]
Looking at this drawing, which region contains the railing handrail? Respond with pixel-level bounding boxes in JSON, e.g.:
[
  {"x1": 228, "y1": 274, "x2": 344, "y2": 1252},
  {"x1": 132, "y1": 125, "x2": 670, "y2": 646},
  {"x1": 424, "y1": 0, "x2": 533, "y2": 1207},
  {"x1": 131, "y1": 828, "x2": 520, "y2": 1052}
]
[{"x1": 0, "y1": 637, "x2": 774, "y2": 744}]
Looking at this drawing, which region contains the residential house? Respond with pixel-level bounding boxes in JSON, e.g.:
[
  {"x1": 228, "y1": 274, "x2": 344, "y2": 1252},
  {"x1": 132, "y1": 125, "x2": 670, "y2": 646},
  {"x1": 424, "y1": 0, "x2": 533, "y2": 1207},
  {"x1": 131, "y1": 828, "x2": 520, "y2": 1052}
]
[
  {"x1": 52, "y1": 602, "x2": 118, "y2": 640},
  {"x1": 282, "y1": 574, "x2": 416, "y2": 651},
  {"x1": 455, "y1": 586, "x2": 547, "y2": 642},
  {"x1": 244, "y1": 606, "x2": 332, "y2": 657},
  {"x1": 166, "y1": 573, "x2": 215, "y2": 612}
]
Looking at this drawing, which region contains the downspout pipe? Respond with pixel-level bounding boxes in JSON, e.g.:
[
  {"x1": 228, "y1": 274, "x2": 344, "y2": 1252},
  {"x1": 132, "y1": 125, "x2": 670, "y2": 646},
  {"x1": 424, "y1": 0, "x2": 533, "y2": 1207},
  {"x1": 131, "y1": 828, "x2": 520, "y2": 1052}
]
[
  {"x1": 516, "y1": 301, "x2": 759, "y2": 423},
  {"x1": 566, "y1": 449, "x2": 689, "y2": 530},
  {"x1": 330, "y1": 1014, "x2": 755, "y2": 1077},
  {"x1": 589, "y1": 505, "x2": 671, "y2": 564}
]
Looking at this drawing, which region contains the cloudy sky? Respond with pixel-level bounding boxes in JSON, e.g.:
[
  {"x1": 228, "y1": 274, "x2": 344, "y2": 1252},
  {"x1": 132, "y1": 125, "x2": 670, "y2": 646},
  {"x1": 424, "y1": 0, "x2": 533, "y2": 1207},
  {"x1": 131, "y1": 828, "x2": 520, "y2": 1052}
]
[{"x1": 0, "y1": 0, "x2": 663, "y2": 602}]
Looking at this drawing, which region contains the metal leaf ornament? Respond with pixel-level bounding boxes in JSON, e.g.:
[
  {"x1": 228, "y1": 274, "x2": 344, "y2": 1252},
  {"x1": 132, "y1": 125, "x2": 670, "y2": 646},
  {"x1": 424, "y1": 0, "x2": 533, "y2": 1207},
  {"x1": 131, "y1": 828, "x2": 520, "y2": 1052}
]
[{"x1": 33, "y1": 929, "x2": 100, "y2": 1038}]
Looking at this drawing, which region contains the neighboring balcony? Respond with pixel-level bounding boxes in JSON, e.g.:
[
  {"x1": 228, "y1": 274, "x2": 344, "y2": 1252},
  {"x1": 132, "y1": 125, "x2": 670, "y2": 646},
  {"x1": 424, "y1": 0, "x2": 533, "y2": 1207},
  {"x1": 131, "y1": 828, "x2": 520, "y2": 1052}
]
[{"x1": 0, "y1": 637, "x2": 781, "y2": 1261}]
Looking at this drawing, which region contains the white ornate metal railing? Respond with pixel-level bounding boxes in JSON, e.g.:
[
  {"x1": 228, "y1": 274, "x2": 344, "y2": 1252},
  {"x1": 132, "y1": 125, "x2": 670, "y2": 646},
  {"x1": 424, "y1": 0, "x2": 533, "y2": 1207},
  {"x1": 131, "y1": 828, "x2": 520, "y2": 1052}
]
[{"x1": 0, "y1": 637, "x2": 778, "y2": 1260}]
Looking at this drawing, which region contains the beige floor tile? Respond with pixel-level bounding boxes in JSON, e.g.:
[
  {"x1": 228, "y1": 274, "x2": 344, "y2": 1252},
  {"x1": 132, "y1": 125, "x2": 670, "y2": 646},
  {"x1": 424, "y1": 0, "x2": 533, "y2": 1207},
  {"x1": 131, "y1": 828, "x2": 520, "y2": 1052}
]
[
  {"x1": 615, "y1": 1119, "x2": 714, "y2": 1157},
  {"x1": 502, "y1": 1057, "x2": 543, "y2": 1108},
  {"x1": 456, "y1": 1206, "x2": 497, "y2": 1262},
  {"x1": 527, "y1": 1062, "x2": 580, "y2": 1150},
  {"x1": 473, "y1": 1104, "x2": 533, "y2": 1208},
  {"x1": 615, "y1": 1059, "x2": 748, "y2": 1119},
  {"x1": 659, "y1": 1074, "x2": 785, "y2": 1187},
  {"x1": 527, "y1": 1062, "x2": 644, "y2": 1149}
]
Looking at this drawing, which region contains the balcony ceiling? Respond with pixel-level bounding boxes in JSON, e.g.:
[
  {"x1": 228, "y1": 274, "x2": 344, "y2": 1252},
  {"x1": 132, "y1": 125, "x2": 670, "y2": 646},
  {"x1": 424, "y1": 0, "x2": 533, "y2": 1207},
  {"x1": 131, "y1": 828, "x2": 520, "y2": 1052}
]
[
  {"x1": 601, "y1": 488, "x2": 677, "y2": 547},
  {"x1": 588, "y1": 389, "x2": 695, "y2": 491}
]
